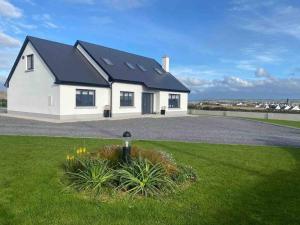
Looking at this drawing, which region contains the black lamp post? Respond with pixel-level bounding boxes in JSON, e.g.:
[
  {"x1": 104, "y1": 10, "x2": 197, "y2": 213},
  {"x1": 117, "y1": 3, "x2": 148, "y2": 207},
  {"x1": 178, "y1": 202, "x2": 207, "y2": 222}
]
[{"x1": 122, "y1": 131, "x2": 132, "y2": 163}]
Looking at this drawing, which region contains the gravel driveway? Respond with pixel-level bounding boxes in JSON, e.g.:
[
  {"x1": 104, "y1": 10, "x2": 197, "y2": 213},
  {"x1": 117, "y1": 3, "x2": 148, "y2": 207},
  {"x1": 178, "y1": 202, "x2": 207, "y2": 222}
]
[{"x1": 0, "y1": 115, "x2": 300, "y2": 147}]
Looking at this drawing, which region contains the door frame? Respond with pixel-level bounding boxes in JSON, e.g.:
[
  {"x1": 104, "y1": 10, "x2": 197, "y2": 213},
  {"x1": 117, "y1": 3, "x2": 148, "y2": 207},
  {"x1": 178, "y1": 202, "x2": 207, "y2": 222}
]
[{"x1": 141, "y1": 92, "x2": 154, "y2": 114}]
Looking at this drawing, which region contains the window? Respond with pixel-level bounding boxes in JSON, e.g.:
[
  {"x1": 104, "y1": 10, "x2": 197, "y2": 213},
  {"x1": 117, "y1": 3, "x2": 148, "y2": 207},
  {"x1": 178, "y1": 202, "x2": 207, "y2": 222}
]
[
  {"x1": 154, "y1": 68, "x2": 163, "y2": 75},
  {"x1": 125, "y1": 62, "x2": 135, "y2": 69},
  {"x1": 120, "y1": 91, "x2": 134, "y2": 107},
  {"x1": 26, "y1": 54, "x2": 34, "y2": 70},
  {"x1": 168, "y1": 94, "x2": 180, "y2": 108},
  {"x1": 76, "y1": 89, "x2": 95, "y2": 107},
  {"x1": 137, "y1": 64, "x2": 147, "y2": 72},
  {"x1": 101, "y1": 57, "x2": 113, "y2": 65}
]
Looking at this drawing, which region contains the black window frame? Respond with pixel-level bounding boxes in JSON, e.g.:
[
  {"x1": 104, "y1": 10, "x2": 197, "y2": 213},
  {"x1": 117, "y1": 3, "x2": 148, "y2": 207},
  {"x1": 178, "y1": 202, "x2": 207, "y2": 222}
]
[
  {"x1": 120, "y1": 91, "x2": 134, "y2": 107},
  {"x1": 76, "y1": 89, "x2": 96, "y2": 107},
  {"x1": 168, "y1": 94, "x2": 180, "y2": 108},
  {"x1": 26, "y1": 54, "x2": 34, "y2": 70}
]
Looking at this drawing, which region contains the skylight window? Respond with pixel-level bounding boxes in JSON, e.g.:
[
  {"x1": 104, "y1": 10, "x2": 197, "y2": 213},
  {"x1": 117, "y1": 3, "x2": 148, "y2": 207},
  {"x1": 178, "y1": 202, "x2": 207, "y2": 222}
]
[
  {"x1": 154, "y1": 68, "x2": 163, "y2": 75},
  {"x1": 125, "y1": 62, "x2": 136, "y2": 69},
  {"x1": 137, "y1": 64, "x2": 147, "y2": 72},
  {"x1": 101, "y1": 57, "x2": 113, "y2": 65}
]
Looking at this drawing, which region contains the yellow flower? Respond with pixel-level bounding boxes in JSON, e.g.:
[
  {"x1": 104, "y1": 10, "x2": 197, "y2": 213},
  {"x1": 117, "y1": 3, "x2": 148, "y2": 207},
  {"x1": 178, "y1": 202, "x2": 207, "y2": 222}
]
[
  {"x1": 66, "y1": 155, "x2": 70, "y2": 160},
  {"x1": 70, "y1": 156, "x2": 74, "y2": 160},
  {"x1": 76, "y1": 149, "x2": 80, "y2": 154},
  {"x1": 79, "y1": 147, "x2": 83, "y2": 154},
  {"x1": 83, "y1": 147, "x2": 86, "y2": 153}
]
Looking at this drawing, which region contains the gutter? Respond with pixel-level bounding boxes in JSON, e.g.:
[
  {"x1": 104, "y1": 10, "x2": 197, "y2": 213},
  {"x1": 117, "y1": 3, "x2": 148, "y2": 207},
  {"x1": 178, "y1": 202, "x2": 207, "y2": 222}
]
[{"x1": 110, "y1": 81, "x2": 113, "y2": 117}]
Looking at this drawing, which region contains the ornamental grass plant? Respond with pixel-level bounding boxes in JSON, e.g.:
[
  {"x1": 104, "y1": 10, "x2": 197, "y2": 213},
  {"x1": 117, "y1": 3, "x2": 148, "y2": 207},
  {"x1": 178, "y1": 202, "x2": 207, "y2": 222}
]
[{"x1": 64, "y1": 145, "x2": 197, "y2": 198}]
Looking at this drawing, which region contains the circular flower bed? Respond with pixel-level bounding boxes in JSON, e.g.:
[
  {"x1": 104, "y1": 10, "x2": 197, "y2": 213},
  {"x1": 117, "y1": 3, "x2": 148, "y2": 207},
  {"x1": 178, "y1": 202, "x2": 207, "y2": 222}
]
[{"x1": 64, "y1": 145, "x2": 197, "y2": 198}]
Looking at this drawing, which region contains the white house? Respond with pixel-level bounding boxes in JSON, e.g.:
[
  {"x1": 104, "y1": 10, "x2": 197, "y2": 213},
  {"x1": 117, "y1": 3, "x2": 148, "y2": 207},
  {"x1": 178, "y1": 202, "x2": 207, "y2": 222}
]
[
  {"x1": 292, "y1": 106, "x2": 300, "y2": 111},
  {"x1": 5, "y1": 36, "x2": 189, "y2": 121}
]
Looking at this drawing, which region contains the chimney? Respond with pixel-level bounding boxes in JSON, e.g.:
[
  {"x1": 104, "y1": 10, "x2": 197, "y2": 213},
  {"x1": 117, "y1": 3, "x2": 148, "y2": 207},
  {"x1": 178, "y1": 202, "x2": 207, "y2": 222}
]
[{"x1": 162, "y1": 55, "x2": 170, "y2": 72}]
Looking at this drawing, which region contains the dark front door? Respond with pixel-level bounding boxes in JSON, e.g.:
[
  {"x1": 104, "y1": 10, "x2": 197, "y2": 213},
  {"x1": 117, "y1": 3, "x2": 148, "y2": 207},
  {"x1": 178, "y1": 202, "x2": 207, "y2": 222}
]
[{"x1": 142, "y1": 93, "x2": 154, "y2": 114}]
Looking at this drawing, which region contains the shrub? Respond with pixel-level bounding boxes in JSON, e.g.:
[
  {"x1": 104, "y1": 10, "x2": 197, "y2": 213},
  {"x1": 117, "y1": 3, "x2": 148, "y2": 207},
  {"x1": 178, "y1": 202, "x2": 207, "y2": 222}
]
[
  {"x1": 66, "y1": 158, "x2": 114, "y2": 195},
  {"x1": 91, "y1": 145, "x2": 122, "y2": 165},
  {"x1": 63, "y1": 145, "x2": 197, "y2": 198},
  {"x1": 116, "y1": 158, "x2": 176, "y2": 197},
  {"x1": 131, "y1": 146, "x2": 178, "y2": 174},
  {"x1": 171, "y1": 165, "x2": 197, "y2": 183}
]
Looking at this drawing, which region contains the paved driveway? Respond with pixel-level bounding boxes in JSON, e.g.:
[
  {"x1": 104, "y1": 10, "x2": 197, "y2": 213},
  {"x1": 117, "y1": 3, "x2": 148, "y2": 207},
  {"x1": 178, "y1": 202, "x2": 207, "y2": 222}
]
[{"x1": 0, "y1": 115, "x2": 300, "y2": 147}]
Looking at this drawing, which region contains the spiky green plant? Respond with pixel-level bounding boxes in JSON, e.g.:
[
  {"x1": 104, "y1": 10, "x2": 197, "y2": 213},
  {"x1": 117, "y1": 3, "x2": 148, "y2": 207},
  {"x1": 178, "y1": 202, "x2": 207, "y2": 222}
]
[
  {"x1": 116, "y1": 158, "x2": 176, "y2": 197},
  {"x1": 66, "y1": 159, "x2": 114, "y2": 195}
]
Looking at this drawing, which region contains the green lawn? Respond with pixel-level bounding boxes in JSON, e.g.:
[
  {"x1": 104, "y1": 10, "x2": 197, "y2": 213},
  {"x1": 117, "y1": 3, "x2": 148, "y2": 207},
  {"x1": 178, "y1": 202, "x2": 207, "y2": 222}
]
[
  {"x1": 248, "y1": 118, "x2": 300, "y2": 129},
  {"x1": 1, "y1": 136, "x2": 300, "y2": 225}
]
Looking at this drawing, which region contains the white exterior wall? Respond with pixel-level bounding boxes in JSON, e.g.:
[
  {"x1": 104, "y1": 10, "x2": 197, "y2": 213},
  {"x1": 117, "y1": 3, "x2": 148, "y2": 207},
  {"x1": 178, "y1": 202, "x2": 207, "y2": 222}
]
[
  {"x1": 111, "y1": 82, "x2": 187, "y2": 116},
  {"x1": 59, "y1": 85, "x2": 110, "y2": 118},
  {"x1": 159, "y1": 91, "x2": 188, "y2": 114},
  {"x1": 7, "y1": 42, "x2": 60, "y2": 115},
  {"x1": 112, "y1": 82, "x2": 158, "y2": 115}
]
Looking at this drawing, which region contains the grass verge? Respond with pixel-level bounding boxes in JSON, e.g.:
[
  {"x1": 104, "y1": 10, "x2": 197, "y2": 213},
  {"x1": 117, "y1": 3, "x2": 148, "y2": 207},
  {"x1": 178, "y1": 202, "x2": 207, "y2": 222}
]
[
  {"x1": 0, "y1": 135, "x2": 299, "y2": 225},
  {"x1": 248, "y1": 118, "x2": 300, "y2": 129}
]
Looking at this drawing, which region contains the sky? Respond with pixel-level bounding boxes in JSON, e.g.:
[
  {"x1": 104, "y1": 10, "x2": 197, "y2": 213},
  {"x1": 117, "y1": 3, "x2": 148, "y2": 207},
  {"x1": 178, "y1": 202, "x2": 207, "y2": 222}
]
[{"x1": 0, "y1": 0, "x2": 300, "y2": 99}]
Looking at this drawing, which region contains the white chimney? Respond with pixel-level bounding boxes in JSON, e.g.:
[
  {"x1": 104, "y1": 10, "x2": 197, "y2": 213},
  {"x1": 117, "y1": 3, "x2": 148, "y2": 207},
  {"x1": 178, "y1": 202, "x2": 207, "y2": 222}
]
[{"x1": 162, "y1": 55, "x2": 170, "y2": 72}]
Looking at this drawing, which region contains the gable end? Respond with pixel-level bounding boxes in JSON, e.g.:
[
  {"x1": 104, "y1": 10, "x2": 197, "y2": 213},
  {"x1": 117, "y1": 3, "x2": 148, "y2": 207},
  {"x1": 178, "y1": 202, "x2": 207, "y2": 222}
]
[{"x1": 5, "y1": 36, "x2": 59, "y2": 88}]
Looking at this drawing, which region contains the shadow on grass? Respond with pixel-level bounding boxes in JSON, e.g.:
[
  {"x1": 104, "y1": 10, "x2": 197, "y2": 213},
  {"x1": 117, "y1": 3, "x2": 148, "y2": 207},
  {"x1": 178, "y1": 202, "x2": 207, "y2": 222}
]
[{"x1": 0, "y1": 204, "x2": 15, "y2": 225}]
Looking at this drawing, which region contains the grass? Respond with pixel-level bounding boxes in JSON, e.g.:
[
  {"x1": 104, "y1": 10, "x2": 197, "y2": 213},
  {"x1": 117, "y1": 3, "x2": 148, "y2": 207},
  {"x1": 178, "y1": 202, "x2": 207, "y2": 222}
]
[
  {"x1": 248, "y1": 118, "x2": 300, "y2": 129},
  {"x1": 1, "y1": 135, "x2": 300, "y2": 225}
]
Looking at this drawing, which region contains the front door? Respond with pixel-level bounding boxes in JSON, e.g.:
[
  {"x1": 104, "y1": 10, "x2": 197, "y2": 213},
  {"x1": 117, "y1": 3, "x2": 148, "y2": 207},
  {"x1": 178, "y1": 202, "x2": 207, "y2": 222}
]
[{"x1": 142, "y1": 93, "x2": 154, "y2": 114}]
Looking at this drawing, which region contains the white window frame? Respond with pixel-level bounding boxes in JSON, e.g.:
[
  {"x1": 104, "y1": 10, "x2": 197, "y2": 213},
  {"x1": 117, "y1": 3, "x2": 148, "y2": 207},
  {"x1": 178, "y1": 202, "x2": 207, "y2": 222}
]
[{"x1": 26, "y1": 54, "x2": 34, "y2": 71}]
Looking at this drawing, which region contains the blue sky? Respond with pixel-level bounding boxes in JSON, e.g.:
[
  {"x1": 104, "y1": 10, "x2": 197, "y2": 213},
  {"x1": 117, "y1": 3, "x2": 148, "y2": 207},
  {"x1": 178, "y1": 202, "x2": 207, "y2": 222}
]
[{"x1": 0, "y1": 0, "x2": 300, "y2": 99}]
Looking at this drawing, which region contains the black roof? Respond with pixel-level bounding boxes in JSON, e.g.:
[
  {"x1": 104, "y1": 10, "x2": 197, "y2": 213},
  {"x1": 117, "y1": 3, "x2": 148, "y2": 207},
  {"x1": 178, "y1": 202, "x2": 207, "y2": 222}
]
[
  {"x1": 5, "y1": 36, "x2": 189, "y2": 93},
  {"x1": 5, "y1": 36, "x2": 109, "y2": 88},
  {"x1": 77, "y1": 41, "x2": 189, "y2": 92}
]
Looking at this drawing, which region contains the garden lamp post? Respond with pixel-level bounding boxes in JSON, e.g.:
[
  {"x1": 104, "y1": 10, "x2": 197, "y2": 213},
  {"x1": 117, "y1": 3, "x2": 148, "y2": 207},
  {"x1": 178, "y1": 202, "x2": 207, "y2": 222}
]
[{"x1": 122, "y1": 131, "x2": 132, "y2": 163}]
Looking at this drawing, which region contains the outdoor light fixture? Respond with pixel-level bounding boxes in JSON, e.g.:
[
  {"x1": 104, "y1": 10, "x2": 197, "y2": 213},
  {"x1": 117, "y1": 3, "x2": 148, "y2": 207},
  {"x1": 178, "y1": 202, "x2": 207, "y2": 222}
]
[{"x1": 122, "y1": 131, "x2": 132, "y2": 163}]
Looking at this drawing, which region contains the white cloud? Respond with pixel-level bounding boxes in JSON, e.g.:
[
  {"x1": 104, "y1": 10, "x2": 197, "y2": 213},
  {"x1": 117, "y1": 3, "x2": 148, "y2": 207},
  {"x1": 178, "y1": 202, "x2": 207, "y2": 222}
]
[
  {"x1": 235, "y1": 60, "x2": 256, "y2": 71},
  {"x1": 255, "y1": 67, "x2": 272, "y2": 79},
  {"x1": 32, "y1": 14, "x2": 59, "y2": 29},
  {"x1": 0, "y1": 75, "x2": 6, "y2": 90},
  {"x1": 0, "y1": 47, "x2": 17, "y2": 72},
  {"x1": 234, "y1": 3, "x2": 300, "y2": 40},
  {"x1": 44, "y1": 21, "x2": 59, "y2": 29},
  {"x1": 0, "y1": 32, "x2": 20, "y2": 47},
  {"x1": 0, "y1": 0, "x2": 22, "y2": 18},
  {"x1": 172, "y1": 65, "x2": 300, "y2": 99},
  {"x1": 230, "y1": 0, "x2": 275, "y2": 11},
  {"x1": 0, "y1": 75, "x2": 5, "y2": 82},
  {"x1": 171, "y1": 66, "x2": 223, "y2": 78},
  {"x1": 255, "y1": 54, "x2": 278, "y2": 63},
  {"x1": 215, "y1": 76, "x2": 254, "y2": 89}
]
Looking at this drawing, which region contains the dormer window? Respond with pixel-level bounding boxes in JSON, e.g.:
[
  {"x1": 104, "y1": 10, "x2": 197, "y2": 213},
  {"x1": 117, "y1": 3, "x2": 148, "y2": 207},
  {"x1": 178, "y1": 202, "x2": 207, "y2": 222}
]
[
  {"x1": 26, "y1": 54, "x2": 34, "y2": 70},
  {"x1": 137, "y1": 64, "x2": 147, "y2": 72},
  {"x1": 154, "y1": 68, "x2": 163, "y2": 75},
  {"x1": 101, "y1": 57, "x2": 113, "y2": 65},
  {"x1": 125, "y1": 62, "x2": 135, "y2": 70}
]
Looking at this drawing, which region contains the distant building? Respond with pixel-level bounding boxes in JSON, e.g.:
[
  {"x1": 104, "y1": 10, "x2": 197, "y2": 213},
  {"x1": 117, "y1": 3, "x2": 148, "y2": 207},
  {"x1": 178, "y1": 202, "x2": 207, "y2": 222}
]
[{"x1": 292, "y1": 106, "x2": 300, "y2": 111}]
